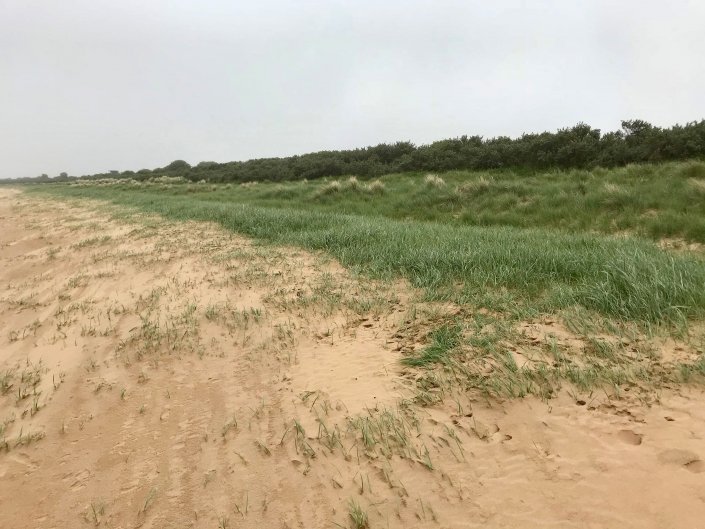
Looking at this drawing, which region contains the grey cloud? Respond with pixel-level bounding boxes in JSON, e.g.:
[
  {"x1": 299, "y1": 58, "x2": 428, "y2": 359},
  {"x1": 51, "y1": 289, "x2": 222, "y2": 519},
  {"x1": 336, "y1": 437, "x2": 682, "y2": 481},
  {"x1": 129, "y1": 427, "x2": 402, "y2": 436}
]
[{"x1": 1, "y1": 0, "x2": 704, "y2": 178}]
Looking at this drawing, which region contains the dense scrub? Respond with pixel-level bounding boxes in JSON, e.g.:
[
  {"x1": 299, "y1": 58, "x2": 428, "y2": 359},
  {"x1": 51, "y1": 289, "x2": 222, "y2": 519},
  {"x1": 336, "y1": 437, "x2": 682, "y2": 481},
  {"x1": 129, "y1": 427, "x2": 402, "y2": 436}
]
[{"x1": 9, "y1": 119, "x2": 705, "y2": 184}]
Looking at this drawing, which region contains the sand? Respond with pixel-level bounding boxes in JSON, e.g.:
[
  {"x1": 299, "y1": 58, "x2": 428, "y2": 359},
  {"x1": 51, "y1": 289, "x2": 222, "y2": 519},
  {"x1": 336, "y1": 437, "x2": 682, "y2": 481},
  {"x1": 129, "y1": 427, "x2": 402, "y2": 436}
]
[{"x1": 0, "y1": 188, "x2": 703, "y2": 528}]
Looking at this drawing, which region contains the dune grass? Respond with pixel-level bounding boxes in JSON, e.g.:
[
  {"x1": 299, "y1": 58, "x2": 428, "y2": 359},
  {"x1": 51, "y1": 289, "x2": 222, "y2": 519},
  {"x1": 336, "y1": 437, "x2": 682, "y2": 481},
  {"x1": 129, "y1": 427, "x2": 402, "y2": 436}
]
[
  {"x1": 49, "y1": 160, "x2": 705, "y2": 242},
  {"x1": 28, "y1": 171, "x2": 705, "y2": 325},
  {"x1": 402, "y1": 324, "x2": 462, "y2": 367}
]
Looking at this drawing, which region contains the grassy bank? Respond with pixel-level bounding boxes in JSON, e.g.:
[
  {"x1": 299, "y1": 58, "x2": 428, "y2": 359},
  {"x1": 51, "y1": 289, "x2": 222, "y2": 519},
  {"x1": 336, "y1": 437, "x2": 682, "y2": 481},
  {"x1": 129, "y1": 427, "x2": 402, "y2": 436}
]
[
  {"x1": 36, "y1": 160, "x2": 705, "y2": 242},
  {"x1": 28, "y1": 167, "x2": 705, "y2": 325}
]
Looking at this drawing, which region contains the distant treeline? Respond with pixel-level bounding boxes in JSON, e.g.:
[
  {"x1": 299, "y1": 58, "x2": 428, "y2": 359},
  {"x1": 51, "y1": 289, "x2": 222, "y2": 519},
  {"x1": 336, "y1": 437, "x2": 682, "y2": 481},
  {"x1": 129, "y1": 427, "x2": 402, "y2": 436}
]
[{"x1": 7, "y1": 119, "x2": 705, "y2": 184}]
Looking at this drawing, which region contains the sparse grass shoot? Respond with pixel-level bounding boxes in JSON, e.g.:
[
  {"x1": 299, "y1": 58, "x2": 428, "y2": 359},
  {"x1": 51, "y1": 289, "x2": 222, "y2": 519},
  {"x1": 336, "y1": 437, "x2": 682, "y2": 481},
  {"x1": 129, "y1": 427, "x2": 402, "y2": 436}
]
[{"x1": 348, "y1": 499, "x2": 368, "y2": 529}]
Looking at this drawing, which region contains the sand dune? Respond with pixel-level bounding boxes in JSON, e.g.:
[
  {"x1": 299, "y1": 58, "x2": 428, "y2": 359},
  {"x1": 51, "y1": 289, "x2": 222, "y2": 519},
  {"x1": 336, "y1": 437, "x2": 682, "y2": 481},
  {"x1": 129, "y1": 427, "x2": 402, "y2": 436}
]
[{"x1": 0, "y1": 188, "x2": 703, "y2": 528}]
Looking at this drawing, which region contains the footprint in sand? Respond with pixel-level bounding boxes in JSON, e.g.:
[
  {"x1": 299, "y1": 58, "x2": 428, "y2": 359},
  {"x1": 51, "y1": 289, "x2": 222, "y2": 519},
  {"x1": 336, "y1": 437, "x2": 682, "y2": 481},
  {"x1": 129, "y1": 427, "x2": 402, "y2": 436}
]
[
  {"x1": 617, "y1": 429, "x2": 643, "y2": 446},
  {"x1": 685, "y1": 460, "x2": 705, "y2": 473},
  {"x1": 658, "y1": 449, "x2": 704, "y2": 473}
]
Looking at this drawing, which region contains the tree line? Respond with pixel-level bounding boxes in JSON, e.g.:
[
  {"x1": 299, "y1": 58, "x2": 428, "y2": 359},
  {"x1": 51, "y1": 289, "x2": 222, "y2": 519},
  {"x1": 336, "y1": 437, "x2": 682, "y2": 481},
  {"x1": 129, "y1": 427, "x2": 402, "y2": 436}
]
[{"x1": 6, "y1": 119, "x2": 705, "y2": 184}]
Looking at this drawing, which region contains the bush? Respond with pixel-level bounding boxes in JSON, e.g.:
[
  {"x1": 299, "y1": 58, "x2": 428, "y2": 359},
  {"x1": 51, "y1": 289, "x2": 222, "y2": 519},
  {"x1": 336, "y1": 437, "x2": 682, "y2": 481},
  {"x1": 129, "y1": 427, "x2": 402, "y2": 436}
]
[{"x1": 12, "y1": 119, "x2": 705, "y2": 187}]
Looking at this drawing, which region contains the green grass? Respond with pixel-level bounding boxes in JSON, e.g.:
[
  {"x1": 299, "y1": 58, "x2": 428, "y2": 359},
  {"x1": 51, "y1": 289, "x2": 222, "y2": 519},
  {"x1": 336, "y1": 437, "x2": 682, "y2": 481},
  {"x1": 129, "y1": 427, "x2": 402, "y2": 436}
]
[
  {"x1": 46, "y1": 160, "x2": 705, "y2": 242},
  {"x1": 403, "y1": 324, "x2": 462, "y2": 366},
  {"x1": 25, "y1": 161, "x2": 705, "y2": 324},
  {"x1": 347, "y1": 499, "x2": 368, "y2": 529},
  {"x1": 14, "y1": 163, "x2": 705, "y2": 399}
]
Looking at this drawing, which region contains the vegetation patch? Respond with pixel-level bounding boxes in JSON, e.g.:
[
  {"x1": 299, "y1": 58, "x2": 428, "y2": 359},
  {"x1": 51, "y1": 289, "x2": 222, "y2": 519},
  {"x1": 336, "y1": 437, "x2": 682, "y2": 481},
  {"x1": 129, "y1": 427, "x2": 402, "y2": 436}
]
[{"x1": 29, "y1": 173, "x2": 705, "y2": 324}]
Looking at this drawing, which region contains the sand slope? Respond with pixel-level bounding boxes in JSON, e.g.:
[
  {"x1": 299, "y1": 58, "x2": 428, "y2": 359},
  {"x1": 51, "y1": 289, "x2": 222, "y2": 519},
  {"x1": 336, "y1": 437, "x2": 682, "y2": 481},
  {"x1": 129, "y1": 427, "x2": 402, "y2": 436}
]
[{"x1": 0, "y1": 188, "x2": 703, "y2": 529}]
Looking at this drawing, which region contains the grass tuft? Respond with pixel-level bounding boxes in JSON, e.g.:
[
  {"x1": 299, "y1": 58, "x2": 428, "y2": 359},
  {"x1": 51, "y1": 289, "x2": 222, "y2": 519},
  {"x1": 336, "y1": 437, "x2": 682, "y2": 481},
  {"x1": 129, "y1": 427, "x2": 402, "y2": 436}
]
[
  {"x1": 348, "y1": 499, "x2": 368, "y2": 529},
  {"x1": 402, "y1": 324, "x2": 462, "y2": 366},
  {"x1": 424, "y1": 173, "x2": 446, "y2": 188}
]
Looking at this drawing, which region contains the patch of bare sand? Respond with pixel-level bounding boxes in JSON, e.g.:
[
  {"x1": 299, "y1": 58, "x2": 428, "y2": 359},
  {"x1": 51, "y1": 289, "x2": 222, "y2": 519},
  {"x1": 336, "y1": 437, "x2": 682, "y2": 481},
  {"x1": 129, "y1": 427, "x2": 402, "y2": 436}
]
[{"x1": 0, "y1": 188, "x2": 704, "y2": 528}]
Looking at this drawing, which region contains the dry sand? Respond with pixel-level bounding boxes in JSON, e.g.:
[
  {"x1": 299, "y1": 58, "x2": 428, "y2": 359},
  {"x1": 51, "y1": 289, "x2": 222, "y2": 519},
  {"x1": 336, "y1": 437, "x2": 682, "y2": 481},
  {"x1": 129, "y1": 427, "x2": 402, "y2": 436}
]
[{"x1": 0, "y1": 188, "x2": 704, "y2": 528}]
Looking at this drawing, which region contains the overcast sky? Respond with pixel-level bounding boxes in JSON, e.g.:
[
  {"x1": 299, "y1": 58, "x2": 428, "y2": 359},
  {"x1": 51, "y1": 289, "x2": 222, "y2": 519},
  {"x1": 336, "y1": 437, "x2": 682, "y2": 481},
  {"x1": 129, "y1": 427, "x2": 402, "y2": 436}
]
[{"x1": 1, "y1": 1, "x2": 704, "y2": 178}]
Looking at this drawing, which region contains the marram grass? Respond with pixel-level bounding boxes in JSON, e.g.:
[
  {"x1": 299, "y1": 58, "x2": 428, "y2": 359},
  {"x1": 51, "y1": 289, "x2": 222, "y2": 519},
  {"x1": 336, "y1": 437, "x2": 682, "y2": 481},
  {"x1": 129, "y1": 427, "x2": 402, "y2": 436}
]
[{"x1": 31, "y1": 181, "x2": 705, "y2": 324}]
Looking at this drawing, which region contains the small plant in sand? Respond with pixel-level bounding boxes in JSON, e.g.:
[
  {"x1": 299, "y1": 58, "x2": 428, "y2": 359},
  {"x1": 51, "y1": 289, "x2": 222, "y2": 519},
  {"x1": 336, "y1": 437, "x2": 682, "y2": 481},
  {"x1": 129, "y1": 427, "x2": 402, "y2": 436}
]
[
  {"x1": 14, "y1": 427, "x2": 45, "y2": 447},
  {"x1": 138, "y1": 487, "x2": 157, "y2": 515},
  {"x1": 0, "y1": 369, "x2": 15, "y2": 394},
  {"x1": 85, "y1": 501, "x2": 106, "y2": 526},
  {"x1": 348, "y1": 499, "x2": 368, "y2": 529},
  {"x1": 233, "y1": 491, "x2": 249, "y2": 517},
  {"x1": 45, "y1": 246, "x2": 60, "y2": 260},
  {"x1": 221, "y1": 416, "x2": 238, "y2": 438}
]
